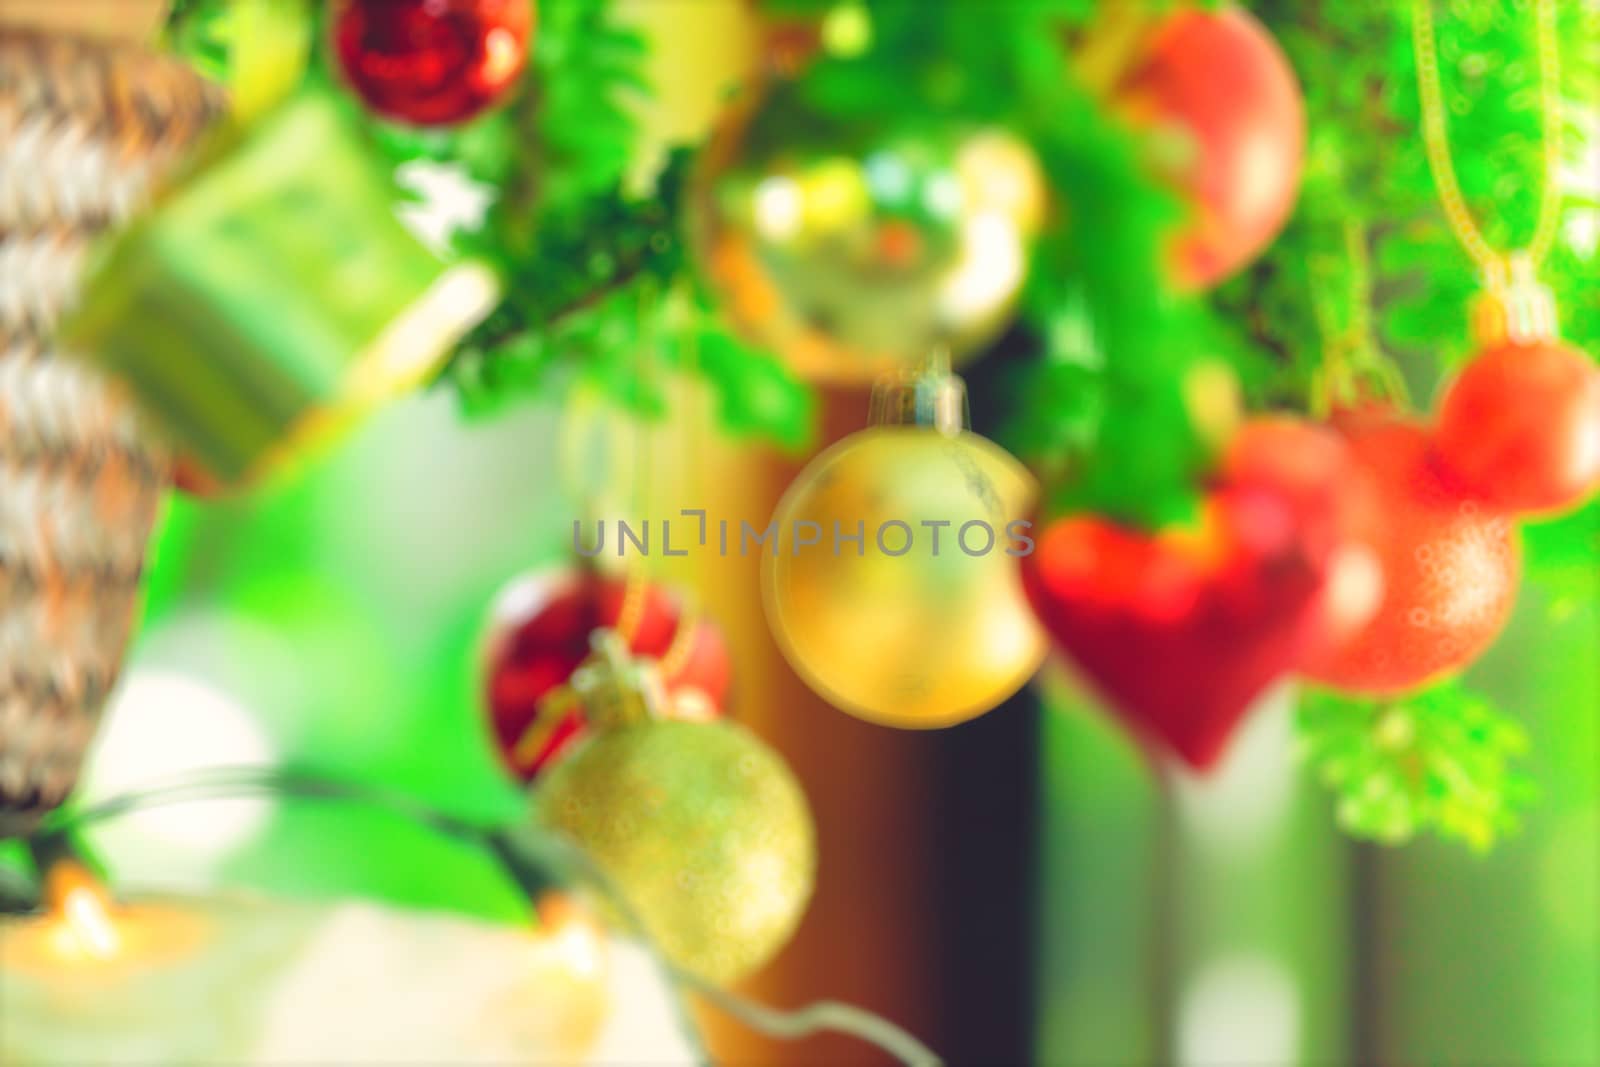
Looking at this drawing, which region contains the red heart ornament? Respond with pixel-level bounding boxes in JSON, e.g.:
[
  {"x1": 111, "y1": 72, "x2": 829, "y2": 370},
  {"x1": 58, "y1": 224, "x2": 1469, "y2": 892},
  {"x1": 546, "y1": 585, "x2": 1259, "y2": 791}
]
[{"x1": 1020, "y1": 418, "x2": 1378, "y2": 771}]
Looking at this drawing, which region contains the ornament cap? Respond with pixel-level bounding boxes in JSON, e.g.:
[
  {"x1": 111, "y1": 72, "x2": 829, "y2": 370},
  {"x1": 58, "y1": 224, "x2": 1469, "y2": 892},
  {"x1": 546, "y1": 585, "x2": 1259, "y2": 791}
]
[
  {"x1": 567, "y1": 630, "x2": 666, "y2": 731},
  {"x1": 868, "y1": 348, "x2": 969, "y2": 435},
  {"x1": 1472, "y1": 255, "x2": 1559, "y2": 347}
]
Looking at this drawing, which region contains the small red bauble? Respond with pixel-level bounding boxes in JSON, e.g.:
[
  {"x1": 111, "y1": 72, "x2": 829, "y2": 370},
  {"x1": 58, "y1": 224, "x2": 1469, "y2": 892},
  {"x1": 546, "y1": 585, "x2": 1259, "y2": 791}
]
[
  {"x1": 482, "y1": 568, "x2": 730, "y2": 781},
  {"x1": 333, "y1": 0, "x2": 533, "y2": 127},
  {"x1": 1021, "y1": 418, "x2": 1367, "y2": 771},
  {"x1": 1432, "y1": 339, "x2": 1600, "y2": 515},
  {"x1": 1304, "y1": 412, "x2": 1521, "y2": 695},
  {"x1": 1117, "y1": 5, "x2": 1306, "y2": 288}
]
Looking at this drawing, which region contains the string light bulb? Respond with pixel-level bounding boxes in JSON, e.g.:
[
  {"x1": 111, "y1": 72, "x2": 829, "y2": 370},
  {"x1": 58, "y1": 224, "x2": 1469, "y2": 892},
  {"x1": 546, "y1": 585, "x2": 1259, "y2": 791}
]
[
  {"x1": 533, "y1": 894, "x2": 608, "y2": 985},
  {"x1": 46, "y1": 863, "x2": 120, "y2": 962}
]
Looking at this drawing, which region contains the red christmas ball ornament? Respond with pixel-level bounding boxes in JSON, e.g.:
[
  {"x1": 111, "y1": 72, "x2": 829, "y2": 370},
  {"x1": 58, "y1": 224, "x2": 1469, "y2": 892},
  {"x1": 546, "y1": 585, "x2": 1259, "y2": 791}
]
[
  {"x1": 1432, "y1": 339, "x2": 1600, "y2": 515},
  {"x1": 1021, "y1": 417, "x2": 1370, "y2": 771},
  {"x1": 1117, "y1": 5, "x2": 1306, "y2": 288},
  {"x1": 1223, "y1": 417, "x2": 1386, "y2": 660},
  {"x1": 333, "y1": 0, "x2": 533, "y2": 127},
  {"x1": 482, "y1": 568, "x2": 730, "y2": 781},
  {"x1": 1304, "y1": 412, "x2": 1521, "y2": 695}
]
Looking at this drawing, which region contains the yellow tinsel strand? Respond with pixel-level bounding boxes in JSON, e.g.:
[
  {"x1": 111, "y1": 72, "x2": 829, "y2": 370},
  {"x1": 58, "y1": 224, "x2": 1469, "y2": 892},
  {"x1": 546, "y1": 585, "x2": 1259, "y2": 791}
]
[{"x1": 1410, "y1": 0, "x2": 1565, "y2": 279}]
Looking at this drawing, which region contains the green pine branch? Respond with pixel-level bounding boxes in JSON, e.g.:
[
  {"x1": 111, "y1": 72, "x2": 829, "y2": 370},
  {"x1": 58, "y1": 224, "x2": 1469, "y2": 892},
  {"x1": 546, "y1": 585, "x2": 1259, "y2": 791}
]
[{"x1": 1298, "y1": 682, "x2": 1536, "y2": 851}]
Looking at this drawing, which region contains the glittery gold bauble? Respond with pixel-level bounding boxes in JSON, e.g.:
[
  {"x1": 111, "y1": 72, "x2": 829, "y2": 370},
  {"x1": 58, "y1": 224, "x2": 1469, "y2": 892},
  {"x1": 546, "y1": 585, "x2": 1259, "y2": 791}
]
[
  {"x1": 690, "y1": 82, "x2": 1045, "y2": 384},
  {"x1": 763, "y1": 371, "x2": 1047, "y2": 726},
  {"x1": 534, "y1": 720, "x2": 815, "y2": 983}
]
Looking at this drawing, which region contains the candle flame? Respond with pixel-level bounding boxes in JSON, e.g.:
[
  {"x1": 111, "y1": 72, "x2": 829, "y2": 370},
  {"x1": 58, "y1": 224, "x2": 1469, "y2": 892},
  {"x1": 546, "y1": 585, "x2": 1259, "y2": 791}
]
[{"x1": 46, "y1": 863, "x2": 121, "y2": 961}]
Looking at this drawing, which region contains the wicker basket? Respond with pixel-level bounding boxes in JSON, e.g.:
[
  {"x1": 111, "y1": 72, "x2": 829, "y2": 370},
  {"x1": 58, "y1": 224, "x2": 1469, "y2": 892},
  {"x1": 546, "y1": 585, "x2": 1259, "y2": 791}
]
[{"x1": 0, "y1": 28, "x2": 224, "y2": 835}]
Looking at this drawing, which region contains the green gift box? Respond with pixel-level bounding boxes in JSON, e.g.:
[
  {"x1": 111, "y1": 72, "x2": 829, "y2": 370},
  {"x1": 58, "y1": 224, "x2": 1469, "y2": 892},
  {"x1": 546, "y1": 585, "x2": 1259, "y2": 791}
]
[{"x1": 63, "y1": 85, "x2": 497, "y2": 487}]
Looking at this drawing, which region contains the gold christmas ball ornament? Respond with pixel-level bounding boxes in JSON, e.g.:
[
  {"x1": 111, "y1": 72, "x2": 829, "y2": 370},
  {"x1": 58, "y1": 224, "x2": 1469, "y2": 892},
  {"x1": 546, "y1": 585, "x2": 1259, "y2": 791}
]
[
  {"x1": 763, "y1": 360, "x2": 1047, "y2": 726},
  {"x1": 536, "y1": 719, "x2": 816, "y2": 983},
  {"x1": 532, "y1": 637, "x2": 815, "y2": 983},
  {"x1": 691, "y1": 82, "x2": 1046, "y2": 384}
]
